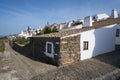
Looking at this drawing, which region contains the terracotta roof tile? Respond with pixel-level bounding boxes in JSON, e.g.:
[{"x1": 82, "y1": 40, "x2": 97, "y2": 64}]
[{"x1": 93, "y1": 18, "x2": 120, "y2": 27}]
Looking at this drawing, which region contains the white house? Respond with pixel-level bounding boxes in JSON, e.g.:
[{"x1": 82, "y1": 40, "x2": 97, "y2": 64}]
[
  {"x1": 83, "y1": 13, "x2": 109, "y2": 27},
  {"x1": 58, "y1": 19, "x2": 83, "y2": 30},
  {"x1": 18, "y1": 26, "x2": 42, "y2": 39},
  {"x1": 81, "y1": 9, "x2": 120, "y2": 60},
  {"x1": 80, "y1": 24, "x2": 117, "y2": 60},
  {"x1": 18, "y1": 30, "x2": 33, "y2": 39},
  {"x1": 93, "y1": 13, "x2": 109, "y2": 21}
]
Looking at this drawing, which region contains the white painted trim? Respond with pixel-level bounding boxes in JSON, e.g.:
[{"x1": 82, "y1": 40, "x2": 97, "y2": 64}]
[
  {"x1": 61, "y1": 33, "x2": 81, "y2": 39},
  {"x1": 44, "y1": 41, "x2": 54, "y2": 58}
]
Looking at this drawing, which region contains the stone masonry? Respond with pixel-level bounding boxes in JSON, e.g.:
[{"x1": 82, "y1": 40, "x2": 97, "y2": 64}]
[
  {"x1": 30, "y1": 35, "x2": 80, "y2": 66},
  {"x1": 59, "y1": 35, "x2": 80, "y2": 66},
  {"x1": 30, "y1": 37, "x2": 60, "y2": 65}
]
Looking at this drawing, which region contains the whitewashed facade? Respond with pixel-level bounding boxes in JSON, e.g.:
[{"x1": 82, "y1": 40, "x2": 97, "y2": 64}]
[
  {"x1": 80, "y1": 24, "x2": 117, "y2": 60},
  {"x1": 80, "y1": 9, "x2": 120, "y2": 60},
  {"x1": 93, "y1": 13, "x2": 109, "y2": 21},
  {"x1": 111, "y1": 9, "x2": 119, "y2": 18},
  {"x1": 83, "y1": 13, "x2": 109, "y2": 27},
  {"x1": 18, "y1": 31, "x2": 33, "y2": 39},
  {"x1": 115, "y1": 24, "x2": 120, "y2": 45},
  {"x1": 83, "y1": 16, "x2": 93, "y2": 27}
]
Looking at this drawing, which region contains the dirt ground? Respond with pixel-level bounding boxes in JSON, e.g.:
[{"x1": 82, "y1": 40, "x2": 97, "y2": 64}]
[
  {"x1": 0, "y1": 42, "x2": 57, "y2": 80},
  {"x1": 0, "y1": 42, "x2": 120, "y2": 80}
]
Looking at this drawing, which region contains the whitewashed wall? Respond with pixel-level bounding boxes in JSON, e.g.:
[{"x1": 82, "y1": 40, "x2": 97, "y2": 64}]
[
  {"x1": 94, "y1": 13, "x2": 109, "y2": 21},
  {"x1": 69, "y1": 25, "x2": 83, "y2": 30},
  {"x1": 83, "y1": 16, "x2": 93, "y2": 27},
  {"x1": 115, "y1": 24, "x2": 120, "y2": 45},
  {"x1": 80, "y1": 24, "x2": 116, "y2": 60}
]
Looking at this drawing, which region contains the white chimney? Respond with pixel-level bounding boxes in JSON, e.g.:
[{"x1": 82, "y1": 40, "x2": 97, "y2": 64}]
[
  {"x1": 68, "y1": 20, "x2": 74, "y2": 27},
  {"x1": 83, "y1": 16, "x2": 93, "y2": 27},
  {"x1": 111, "y1": 9, "x2": 118, "y2": 18}
]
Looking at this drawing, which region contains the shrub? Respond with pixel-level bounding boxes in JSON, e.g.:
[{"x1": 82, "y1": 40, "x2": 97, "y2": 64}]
[
  {"x1": 72, "y1": 22, "x2": 83, "y2": 26},
  {"x1": 0, "y1": 40, "x2": 5, "y2": 52},
  {"x1": 13, "y1": 37, "x2": 29, "y2": 46}
]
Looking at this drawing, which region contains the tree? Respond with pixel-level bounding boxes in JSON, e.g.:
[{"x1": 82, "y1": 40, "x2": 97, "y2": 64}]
[
  {"x1": 51, "y1": 27, "x2": 58, "y2": 32},
  {"x1": 36, "y1": 22, "x2": 58, "y2": 35},
  {"x1": 43, "y1": 26, "x2": 51, "y2": 34}
]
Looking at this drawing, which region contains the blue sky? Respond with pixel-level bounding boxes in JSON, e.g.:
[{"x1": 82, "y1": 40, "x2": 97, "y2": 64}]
[{"x1": 0, "y1": 0, "x2": 120, "y2": 36}]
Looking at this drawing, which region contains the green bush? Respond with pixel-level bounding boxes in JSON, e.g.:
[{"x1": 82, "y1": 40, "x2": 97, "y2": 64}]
[
  {"x1": 40, "y1": 26, "x2": 58, "y2": 35},
  {"x1": 43, "y1": 26, "x2": 51, "y2": 34},
  {"x1": 72, "y1": 22, "x2": 83, "y2": 26}
]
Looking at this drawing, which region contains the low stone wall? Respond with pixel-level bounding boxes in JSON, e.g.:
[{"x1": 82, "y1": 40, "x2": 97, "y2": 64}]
[
  {"x1": 12, "y1": 43, "x2": 33, "y2": 58},
  {"x1": 59, "y1": 35, "x2": 80, "y2": 66}
]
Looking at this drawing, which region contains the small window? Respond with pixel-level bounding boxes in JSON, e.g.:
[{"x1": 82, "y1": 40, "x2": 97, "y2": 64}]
[
  {"x1": 83, "y1": 41, "x2": 88, "y2": 50},
  {"x1": 116, "y1": 29, "x2": 120, "y2": 37},
  {"x1": 47, "y1": 43, "x2": 52, "y2": 54},
  {"x1": 45, "y1": 42, "x2": 54, "y2": 58}
]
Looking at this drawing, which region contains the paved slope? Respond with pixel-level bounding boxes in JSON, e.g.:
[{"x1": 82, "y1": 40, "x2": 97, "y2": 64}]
[{"x1": 31, "y1": 51, "x2": 120, "y2": 80}]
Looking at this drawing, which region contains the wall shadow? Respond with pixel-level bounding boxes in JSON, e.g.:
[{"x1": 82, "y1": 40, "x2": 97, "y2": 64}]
[
  {"x1": 12, "y1": 37, "x2": 60, "y2": 66},
  {"x1": 12, "y1": 43, "x2": 33, "y2": 59},
  {"x1": 93, "y1": 50, "x2": 120, "y2": 68},
  {"x1": 92, "y1": 26, "x2": 120, "y2": 68}
]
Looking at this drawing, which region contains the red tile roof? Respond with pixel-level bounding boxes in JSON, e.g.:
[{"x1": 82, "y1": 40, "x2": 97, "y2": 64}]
[{"x1": 93, "y1": 18, "x2": 120, "y2": 27}]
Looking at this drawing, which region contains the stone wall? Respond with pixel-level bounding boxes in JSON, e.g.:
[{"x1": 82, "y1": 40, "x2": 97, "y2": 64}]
[
  {"x1": 30, "y1": 37, "x2": 60, "y2": 65},
  {"x1": 59, "y1": 35, "x2": 80, "y2": 66},
  {"x1": 12, "y1": 43, "x2": 33, "y2": 58},
  {"x1": 30, "y1": 35, "x2": 80, "y2": 66}
]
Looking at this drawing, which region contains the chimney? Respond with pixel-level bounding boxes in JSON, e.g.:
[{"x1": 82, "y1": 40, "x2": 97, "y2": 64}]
[
  {"x1": 111, "y1": 9, "x2": 118, "y2": 18},
  {"x1": 68, "y1": 20, "x2": 74, "y2": 27},
  {"x1": 83, "y1": 16, "x2": 93, "y2": 27}
]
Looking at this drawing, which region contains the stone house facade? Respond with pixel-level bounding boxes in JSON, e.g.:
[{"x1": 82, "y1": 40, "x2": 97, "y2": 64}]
[{"x1": 30, "y1": 31, "x2": 80, "y2": 66}]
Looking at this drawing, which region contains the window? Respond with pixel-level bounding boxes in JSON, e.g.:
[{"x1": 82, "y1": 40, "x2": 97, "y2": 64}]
[
  {"x1": 47, "y1": 43, "x2": 52, "y2": 54},
  {"x1": 83, "y1": 41, "x2": 88, "y2": 50},
  {"x1": 93, "y1": 16, "x2": 96, "y2": 20},
  {"x1": 116, "y1": 29, "x2": 120, "y2": 37},
  {"x1": 45, "y1": 42, "x2": 54, "y2": 58}
]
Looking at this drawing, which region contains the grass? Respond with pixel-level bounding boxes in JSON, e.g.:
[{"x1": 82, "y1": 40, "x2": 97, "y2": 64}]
[
  {"x1": 0, "y1": 36, "x2": 7, "y2": 52},
  {"x1": 0, "y1": 40, "x2": 5, "y2": 52},
  {"x1": 13, "y1": 37, "x2": 30, "y2": 46}
]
